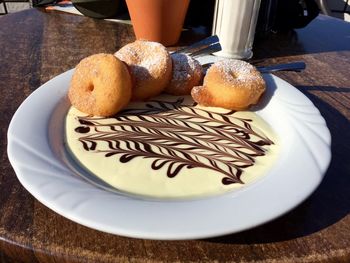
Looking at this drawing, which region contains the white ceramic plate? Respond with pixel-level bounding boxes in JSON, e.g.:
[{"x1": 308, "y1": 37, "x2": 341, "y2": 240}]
[{"x1": 7, "y1": 68, "x2": 331, "y2": 240}]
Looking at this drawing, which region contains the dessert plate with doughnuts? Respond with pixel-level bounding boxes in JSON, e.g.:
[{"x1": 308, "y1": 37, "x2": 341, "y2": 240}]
[{"x1": 8, "y1": 40, "x2": 331, "y2": 240}]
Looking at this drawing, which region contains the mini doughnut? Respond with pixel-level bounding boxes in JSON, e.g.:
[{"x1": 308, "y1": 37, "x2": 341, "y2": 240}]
[
  {"x1": 191, "y1": 59, "x2": 265, "y2": 110},
  {"x1": 68, "y1": 53, "x2": 132, "y2": 117},
  {"x1": 164, "y1": 53, "x2": 203, "y2": 96},
  {"x1": 115, "y1": 40, "x2": 172, "y2": 101}
]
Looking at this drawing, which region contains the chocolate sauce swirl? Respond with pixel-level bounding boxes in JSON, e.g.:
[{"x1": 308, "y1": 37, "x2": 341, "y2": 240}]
[{"x1": 73, "y1": 98, "x2": 274, "y2": 185}]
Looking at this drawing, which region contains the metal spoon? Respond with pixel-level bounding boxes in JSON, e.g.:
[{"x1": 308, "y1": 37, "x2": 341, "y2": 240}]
[
  {"x1": 257, "y1": 61, "x2": 306, "y2": 73},
  {"x1": 173, "y1": 36, "x2": 306, "y2": 73},
  {"x1": 202, "y1": 61, "x2": 306, "y2": 73},
  {"x1": 174, "y1": 35, "x2": 222, "y2": 57}
]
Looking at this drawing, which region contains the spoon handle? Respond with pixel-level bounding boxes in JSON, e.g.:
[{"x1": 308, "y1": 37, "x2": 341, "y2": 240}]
[
  {"x1": 202, "y1": 61, "x2": 306, "y2": 74},
  {"x1": 189, "y1": 43, "x2": 222, "y2": 58},
  {"x1": 174, "y1": 35, "x2": 221, "y2": 56},
  {"x1": 257, "y1": 62, "x2": 306, "y2": 73}
]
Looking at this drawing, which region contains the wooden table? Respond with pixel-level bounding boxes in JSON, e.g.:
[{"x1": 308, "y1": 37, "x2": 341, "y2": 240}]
[{"x1": 1, "y1": 9, "x2": 350, "y2": 263}]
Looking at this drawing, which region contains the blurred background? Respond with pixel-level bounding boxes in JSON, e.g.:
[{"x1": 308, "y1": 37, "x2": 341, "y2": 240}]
[{"x1": 1, "y1": 0, "x2": 349, "y2": 26}]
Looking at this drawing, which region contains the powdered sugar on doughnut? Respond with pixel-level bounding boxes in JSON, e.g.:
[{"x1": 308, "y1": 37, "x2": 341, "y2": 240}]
[
  {"x1": 172, "y1": 53, "x2": 196, "y2": 84},
  {"x1": 211, "y1": 59, "x2": 261, "y2": 85},
  {"x1": 191, "y1": 59, "x2": 265, "y2": 110},
  {"x1": 115, "y1": 41, "x2": 168, "y2": 80},
  {"x1": 114, "y1": 40, "x2": 172, "y2": 101},
  {"x1": 165, "y1": 53, "x2": 203, "y2": 95}
]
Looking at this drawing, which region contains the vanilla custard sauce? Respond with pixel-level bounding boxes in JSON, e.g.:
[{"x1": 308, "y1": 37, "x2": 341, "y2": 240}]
[{"x1": 65, "y1": 95, "x2": 279, "y2": 199}]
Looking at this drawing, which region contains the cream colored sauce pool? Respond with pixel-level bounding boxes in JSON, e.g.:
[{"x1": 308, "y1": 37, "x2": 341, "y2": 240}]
[{"x1": 65, "y1": 95, "x2": 279, "y2": 199}]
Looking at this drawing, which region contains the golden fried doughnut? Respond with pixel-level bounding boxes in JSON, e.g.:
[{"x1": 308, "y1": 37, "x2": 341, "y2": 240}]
[
  {"x1": 164, "y1": 53, "x2": 203, "y2": 95},
  {"x1": 68, "y1": 53, "x2": 132, "y2": 117},
  {"x1": 115, "y1": 40, "x2": 172, "y2": 101},
  {"x1": 191, "y1": 59, "x2": 265, "y2": 110}
]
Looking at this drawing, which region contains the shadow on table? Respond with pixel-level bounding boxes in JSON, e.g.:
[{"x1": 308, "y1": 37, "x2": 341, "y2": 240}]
[
  {"x1": 207, "y1": 85, "x2": 350, "y2": 244},
  {"x1": 253, "y1": 16, "x2": 350, "y2": 60}
]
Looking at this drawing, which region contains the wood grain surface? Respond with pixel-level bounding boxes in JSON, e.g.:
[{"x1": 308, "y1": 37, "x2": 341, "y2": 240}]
[{"x1": 0, "y1": 9, "x2": 349, "y2": 263}]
